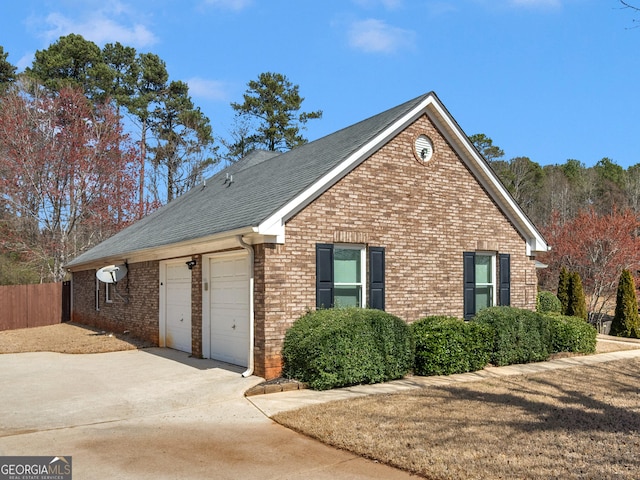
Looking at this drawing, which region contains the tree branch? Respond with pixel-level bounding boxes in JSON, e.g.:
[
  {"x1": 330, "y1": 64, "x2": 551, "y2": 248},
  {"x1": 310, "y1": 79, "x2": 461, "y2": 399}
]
[{"x1": 620, "y1": 0, "x2": 640, "y2": 11}]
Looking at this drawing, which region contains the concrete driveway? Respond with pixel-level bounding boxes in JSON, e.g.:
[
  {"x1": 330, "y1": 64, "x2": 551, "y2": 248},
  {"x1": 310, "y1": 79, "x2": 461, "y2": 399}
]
[{"x1": 0, "y1": 349, "x2": 415, "y2": 479}]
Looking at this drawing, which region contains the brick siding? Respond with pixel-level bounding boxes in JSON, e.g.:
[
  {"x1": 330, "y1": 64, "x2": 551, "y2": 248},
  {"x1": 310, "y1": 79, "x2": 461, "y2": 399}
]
[
  {"x1": 254, "y1": 114, "x2": 538, "y2": 379},
  {"x1": 71, "y1": 113, "x2": 539, "y2": 381},
  {"x1": 72, "y1": 261, "x2": 160, "y2": 344}
]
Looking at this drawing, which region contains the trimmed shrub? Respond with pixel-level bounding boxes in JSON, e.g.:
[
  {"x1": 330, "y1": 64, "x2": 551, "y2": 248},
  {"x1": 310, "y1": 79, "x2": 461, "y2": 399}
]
[
  {"x1": 282, "y1": 308, "x2": 413, "y2": 390},
  {"x1": 546, "y1": 314, "x2": 597, "y2": 354},
  {"x1": 537, "y1": 291, "x2": 562, "y2": 314},
  {"x1": 412, "y1": 316, "x2": 492, "y2": 376},
  {"x1": 611, "y1": 269, "x2": 640, "y2": 338},
  {"x1": 473, "y1": 306, "x2": 552, "y2": 366},
  {"x1": 367, "y1": 309, "x2": 416, "y2": 379}
]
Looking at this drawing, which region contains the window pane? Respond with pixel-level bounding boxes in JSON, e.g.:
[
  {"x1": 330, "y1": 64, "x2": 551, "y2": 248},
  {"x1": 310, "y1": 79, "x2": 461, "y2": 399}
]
[
  {"x1": 334, "y1": 286, "x2": 361, "y2": 308},
  {"x1": 476, "y1": 286, "x2": 493, "y2": 311},
  {"x1": 475, "y1": 255, "x2": 492, "y2": 284},
  {"x1": 334, "y1": 248, "x2": 361, "y2": 284}
]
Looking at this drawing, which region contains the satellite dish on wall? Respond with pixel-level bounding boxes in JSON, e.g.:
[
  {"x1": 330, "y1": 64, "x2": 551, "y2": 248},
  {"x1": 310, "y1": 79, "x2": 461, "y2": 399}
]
[{"x1": 96, "y1": 264, "x2": 128, "y2": 284}]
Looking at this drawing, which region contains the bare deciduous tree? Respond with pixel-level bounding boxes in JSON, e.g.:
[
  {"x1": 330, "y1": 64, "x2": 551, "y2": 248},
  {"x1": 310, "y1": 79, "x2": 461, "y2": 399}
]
[{"x1": 0, "y1": 81, "x2": 138, "y2": 281}]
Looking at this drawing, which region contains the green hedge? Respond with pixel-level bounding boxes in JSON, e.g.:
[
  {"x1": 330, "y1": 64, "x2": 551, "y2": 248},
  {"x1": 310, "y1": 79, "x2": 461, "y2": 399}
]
[
  {"x1": 412, "y1": 316, "x2": 493, "y2": 376},
  {"x1": 473, "y1": 307, "x2": 552, "y2": 366},
  {"x1": 546, "y1": 314, "x2": 597, "y2": 354},
  {"x1": 282, "y1": 308, "x2": 414, "y2": 390},
  {"x1": 536, "y1": 291, "x2": 562, "y2": 314},
  {"x1": 284, "y1": 306, "x2": 599, "y2": 390}
]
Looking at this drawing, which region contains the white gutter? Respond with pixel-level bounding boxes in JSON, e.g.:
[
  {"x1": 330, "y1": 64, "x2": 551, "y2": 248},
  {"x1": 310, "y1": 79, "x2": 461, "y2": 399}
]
[{"x1": 237, "y1": 235, "x2": 255, "y2": 378}]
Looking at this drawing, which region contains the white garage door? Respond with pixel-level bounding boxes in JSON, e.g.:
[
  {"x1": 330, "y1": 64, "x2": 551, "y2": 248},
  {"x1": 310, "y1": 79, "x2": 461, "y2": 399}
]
[
  {"x1": 209, "y1": 253, "x2": 249, "y2": 366},
  {"x1": 164, "y1": 261, "x2": 192, "y2": 354}
]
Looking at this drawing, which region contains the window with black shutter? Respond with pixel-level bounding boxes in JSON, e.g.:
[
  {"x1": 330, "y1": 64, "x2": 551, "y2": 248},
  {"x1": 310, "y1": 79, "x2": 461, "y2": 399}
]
[
  {"x1": 463, "y1": 251, "x2": 511, "y2": 319},
  {"x1": 369, "y1": 247, "x2": 385, "y2": 310},
  {"x1": 499, "y1": 253, "x2": 511, "y2": 306},
  {"x1": 315, "y1": 244, "x2": 385, "y2": 310},
  {"x1": 316, "y1": 243, "x2": 334, "y2": 309},
  {"x1": 463, "y1": 252, "x2": 476, "y2": 320}
]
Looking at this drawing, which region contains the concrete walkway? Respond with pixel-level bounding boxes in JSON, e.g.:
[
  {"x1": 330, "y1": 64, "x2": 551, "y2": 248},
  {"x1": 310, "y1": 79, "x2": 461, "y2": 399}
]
[
  {"x1": 0, "y1": 348, "x2": 415, "y2": 479},
  {"x1": 249, "y1": 337, "x2": 640, "y2": 417}
]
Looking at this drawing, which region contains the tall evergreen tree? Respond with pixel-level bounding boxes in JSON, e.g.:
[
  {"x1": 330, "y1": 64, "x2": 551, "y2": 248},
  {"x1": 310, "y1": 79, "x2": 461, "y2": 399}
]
[
  {"x1": 0, "y1": 46, "x2": 17, "y2": 92},
  {"x1": 26, "y1": 34, "x2": 104, "y2": 96},
  {"x1": 148, "y1": 80, "x2": 215, "y2": 202},
  {"x1": 126, "y1": 52, "x2": 169, "y2": 215},
  {"x1": 611, "y1": 269, "x2": 640, "y2": 338},
  {"x1": 557, "y1": 266, "x2": 570, "y2": 315},
  {"x1": 567, "y1": 271, "x2": 588, "y2": 321},
  {"x1": 229, "y1": 72, "x2": 322, "y2": 156},
  {"x1": 100, "y1": 42, "x2": 139, "y2": 109},
  {"x1": 469, "y1": 133, "x2": 504, "y2": 162}
]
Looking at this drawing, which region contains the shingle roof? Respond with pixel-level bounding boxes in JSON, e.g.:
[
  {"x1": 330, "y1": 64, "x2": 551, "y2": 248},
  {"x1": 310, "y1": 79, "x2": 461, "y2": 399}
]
[{"x1": 66, "y1": 92, "x2": 433, "y2": 267}]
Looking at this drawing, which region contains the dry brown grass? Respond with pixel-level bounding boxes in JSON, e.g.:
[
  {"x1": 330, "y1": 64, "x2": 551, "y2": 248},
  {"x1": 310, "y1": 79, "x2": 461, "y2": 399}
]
[
  {"x1": 0, "y1": 322, "x2": 152, "y2": 354},
  {"x1": 275, "y1": 354, "x2": 640, "y2": 479}
]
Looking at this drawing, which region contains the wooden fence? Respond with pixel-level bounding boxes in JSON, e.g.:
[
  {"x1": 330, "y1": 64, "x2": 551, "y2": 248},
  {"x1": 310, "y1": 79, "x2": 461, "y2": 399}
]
[{"x1": 0, "y1": 282, "x2": 69, "y2": 331}]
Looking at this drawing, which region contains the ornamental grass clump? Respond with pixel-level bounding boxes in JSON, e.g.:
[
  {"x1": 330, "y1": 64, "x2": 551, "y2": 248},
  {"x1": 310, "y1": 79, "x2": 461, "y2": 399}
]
[{"x1": 282, "y1": 308, "x2": 413, "y2": 390}]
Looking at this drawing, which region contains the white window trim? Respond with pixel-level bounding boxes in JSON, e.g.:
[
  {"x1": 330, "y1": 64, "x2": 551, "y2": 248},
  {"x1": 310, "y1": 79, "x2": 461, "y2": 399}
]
[
  {"x1": 475, "y1": 252, "x2": 497, "y2": 310},
  {"x1": 334, "y1": 244, "x2": 366, "y2": 308},
  {"x1": 105, "y1": 283, "x2": 113, "y2": 304}
]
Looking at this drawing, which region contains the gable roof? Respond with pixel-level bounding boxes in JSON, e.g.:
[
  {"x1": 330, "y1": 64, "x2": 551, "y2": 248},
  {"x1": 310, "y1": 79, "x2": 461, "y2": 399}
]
[{"x1": 66, "y1": 92, "x2": 548, "y2": 269}]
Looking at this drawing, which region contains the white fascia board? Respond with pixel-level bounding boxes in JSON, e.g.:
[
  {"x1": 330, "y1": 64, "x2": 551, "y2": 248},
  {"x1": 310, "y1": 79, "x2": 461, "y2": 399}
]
[
  {"x1": 257, "y1": 96, "x2": 437, "y2": 243},
  {"x1": 427, "y1": 100, "x2": 549, "y2": 255},
  {"x1": 66, "y1": 226, "x2": 258, "y2": 271}
]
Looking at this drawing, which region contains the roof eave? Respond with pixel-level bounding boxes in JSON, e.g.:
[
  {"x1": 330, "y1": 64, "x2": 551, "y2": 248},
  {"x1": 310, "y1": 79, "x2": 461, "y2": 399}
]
[{"x1": 66, "y1": 226, "x2": 259, "y2": 271}]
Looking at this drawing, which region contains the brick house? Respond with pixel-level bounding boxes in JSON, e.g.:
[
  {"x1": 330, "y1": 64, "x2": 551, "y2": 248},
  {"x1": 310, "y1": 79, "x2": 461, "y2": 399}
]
[{"x1": 66, "y1": 92, "x2": 548, "y2": 380}]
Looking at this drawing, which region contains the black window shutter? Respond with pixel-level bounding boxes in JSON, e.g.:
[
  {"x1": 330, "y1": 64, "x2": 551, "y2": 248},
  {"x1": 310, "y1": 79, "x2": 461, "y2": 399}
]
[
  {"x1": 499, "y1": 253, "x2": 511, "y2": 306},
  {"x1": 316, "y1": 243, "x2": 334, "y2": 309},
  {"x1": 463, "y1": 252, "x2": 476, "y2": 320},
  {"x1": 368, "y1": 247, "x2": 385, "y2": 311}
]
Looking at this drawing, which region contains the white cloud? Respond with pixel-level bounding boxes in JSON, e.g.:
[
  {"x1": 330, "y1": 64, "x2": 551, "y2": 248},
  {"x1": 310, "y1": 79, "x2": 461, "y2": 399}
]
[
  {"x1": 202, "y1": 0, "x2": 253, "y2": 11},
  {"x1": 348, "y1": 18, "x2": 416, "y2": 54},
  {"x1": 41, "y1": 11, "x2": 157, "y2": 48},
  {"x1": 187, "y1": 77, "x2": 231, "y2": 102},
  {"x1": 16, "y1": 52, "x2": 35, "y2": 71},
  {"x1": 31, "y1": 3, "x2": 157, "y2": 48},
  {"x1": 352, "y1": 0, "x2": 403, "y2": 9}
]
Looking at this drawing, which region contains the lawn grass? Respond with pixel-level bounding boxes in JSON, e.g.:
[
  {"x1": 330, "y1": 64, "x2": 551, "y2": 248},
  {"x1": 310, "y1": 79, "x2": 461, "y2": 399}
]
[{"x1": 274, "y1": 357, "x2": 640, "y2": 479}]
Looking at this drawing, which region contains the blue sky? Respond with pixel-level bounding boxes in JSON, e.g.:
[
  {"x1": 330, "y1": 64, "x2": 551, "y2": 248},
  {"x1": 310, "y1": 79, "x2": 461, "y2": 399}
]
[{"x1": 1, "y1": 0, "x2": 638, "y2": 168}]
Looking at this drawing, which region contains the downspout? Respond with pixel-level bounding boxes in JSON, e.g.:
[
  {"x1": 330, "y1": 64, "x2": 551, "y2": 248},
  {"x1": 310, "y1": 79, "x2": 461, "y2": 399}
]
[{"x1": 237, "y1": 235, "x2": 255, "y2": 377}]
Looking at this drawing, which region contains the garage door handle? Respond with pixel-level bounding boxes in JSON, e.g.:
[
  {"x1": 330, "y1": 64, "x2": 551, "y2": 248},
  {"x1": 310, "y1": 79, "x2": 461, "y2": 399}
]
[{"x1": 232, "y1": 324, "x2": 236, "y2": 330}]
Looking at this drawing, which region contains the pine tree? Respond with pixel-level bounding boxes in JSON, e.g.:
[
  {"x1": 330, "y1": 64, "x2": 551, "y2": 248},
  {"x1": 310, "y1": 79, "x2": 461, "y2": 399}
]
[
  {"x1": 567, "y1": 271, "x2": 588, "y2": 321},
  {"x1": 557, "y1": 266, "x2": 570, "y2": 315},
  {"x1": 611, "y1": 269, "x2": 640, "y2": 338}
]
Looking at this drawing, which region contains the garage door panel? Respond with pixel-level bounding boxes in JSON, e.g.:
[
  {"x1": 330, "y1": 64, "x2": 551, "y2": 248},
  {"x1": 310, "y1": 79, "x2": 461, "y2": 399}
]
[
  {"x1": 208, "y1": 254, "x2": 249, "y2": 367},
  {"x1": 164, "y1": 261, "x2": 192, "y2": 354},
  {"x1": 211, "y1": 289, "x2": 246, "y2": 305}
]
